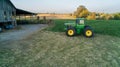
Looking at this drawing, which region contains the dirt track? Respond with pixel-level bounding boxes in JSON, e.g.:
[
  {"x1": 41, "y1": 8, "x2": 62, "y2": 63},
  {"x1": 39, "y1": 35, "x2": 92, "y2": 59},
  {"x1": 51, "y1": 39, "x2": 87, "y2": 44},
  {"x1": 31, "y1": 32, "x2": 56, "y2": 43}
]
[
  {"x1": 1, "y1": 30, "x2": 120, "y2": 67},
  {"x1": 0, "y1": 24, "x2": 47, "y2": 48}
]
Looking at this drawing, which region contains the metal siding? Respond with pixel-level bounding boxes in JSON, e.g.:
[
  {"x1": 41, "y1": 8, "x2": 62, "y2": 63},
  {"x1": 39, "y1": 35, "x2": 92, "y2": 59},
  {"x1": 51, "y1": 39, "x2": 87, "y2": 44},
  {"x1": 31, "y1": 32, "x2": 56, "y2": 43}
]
[
  {"x1": 0, "y1": 0, "x2": 16, "y2": 23},
  {"x1": 0, "y1": 0, "x2": 4, "y2": 22},
  {"x1": 0, "y1": 10, "x2": 4, "y2": 22}
]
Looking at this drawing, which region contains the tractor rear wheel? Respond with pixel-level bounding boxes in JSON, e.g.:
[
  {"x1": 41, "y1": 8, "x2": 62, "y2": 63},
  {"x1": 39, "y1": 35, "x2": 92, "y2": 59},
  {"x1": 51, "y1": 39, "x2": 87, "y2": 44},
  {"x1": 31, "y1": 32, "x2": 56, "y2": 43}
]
[
  {"x1": 84, "y1": 26, "x2": 94, "y2": 38},
  {"x1": 66, "y1": 28, "x2": 76, "y2": 37}
]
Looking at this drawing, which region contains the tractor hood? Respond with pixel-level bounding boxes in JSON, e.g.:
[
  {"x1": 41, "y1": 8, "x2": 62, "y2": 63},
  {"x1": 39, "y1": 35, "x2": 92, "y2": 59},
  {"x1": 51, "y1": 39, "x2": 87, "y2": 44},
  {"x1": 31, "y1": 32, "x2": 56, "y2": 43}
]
[{"x1": 64, "y1": 22, "x2": 76, "y2": 30}]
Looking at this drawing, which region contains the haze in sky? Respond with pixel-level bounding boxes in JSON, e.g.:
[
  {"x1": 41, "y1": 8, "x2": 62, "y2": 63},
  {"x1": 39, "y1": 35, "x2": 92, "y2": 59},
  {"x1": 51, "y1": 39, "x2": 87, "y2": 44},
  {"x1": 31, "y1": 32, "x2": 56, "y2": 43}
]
[{"x1": 11, "y1": 0, "x2": 120, "y2": 13}]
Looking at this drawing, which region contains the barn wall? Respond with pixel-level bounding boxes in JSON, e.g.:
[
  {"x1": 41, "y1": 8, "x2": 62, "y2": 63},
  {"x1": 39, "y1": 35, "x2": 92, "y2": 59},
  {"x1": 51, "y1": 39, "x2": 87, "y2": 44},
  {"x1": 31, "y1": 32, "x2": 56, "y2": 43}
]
[
  {"x1": 0, "y1": 0, "x2": 4, "y2": 22},
  {"x1": 0, "y1": 0, "x2": 16, "y2": 24}
]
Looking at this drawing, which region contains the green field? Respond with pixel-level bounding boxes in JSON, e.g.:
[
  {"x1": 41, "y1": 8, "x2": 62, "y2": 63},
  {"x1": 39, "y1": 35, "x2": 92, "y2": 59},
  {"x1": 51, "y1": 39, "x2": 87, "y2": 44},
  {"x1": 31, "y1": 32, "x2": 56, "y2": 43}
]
[
  {"x1": 47, "y1": 20, "x2": 120, "y2": 37},
  {"x1": 0, "y1": 20, "x2": 120, "y2": 67}
]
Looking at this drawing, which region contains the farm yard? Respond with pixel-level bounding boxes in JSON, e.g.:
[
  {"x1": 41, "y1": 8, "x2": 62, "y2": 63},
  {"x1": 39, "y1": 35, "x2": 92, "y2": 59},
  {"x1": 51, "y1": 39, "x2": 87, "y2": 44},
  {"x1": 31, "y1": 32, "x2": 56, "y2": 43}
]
[
  {"x1": 0, "y1": 20, "x2": 120, "y2": 67},
  {"x1": 0, "y1": 24, "x2": 47, "y2": 48},
  {"x1": 0, "y1": 0, "x2": 120, "y2": 67}
]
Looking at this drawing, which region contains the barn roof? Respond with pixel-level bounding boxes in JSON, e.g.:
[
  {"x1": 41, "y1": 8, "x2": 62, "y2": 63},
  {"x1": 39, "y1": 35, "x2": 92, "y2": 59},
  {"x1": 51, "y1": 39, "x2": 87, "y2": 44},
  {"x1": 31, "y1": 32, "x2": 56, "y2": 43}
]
[
  {"x1": 9, "y1": 0, "x2": 16, "y2": 9},
  {"x1": 16, "y1": 9, "x2": 36, "y2": 15},
  {"x1": 9, "y1": 0, "x2": 36, "y2": 15}
]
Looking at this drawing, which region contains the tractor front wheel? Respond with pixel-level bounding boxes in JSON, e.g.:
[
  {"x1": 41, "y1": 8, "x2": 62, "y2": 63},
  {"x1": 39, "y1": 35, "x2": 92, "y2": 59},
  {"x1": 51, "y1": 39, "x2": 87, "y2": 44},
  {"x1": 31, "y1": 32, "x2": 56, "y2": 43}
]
[
  {"x1": 84, "y1": 26, "x2": 94, "y2": 38},
  {"x1": 66, "y1": 28, "x2": 76, "y2": 37}
]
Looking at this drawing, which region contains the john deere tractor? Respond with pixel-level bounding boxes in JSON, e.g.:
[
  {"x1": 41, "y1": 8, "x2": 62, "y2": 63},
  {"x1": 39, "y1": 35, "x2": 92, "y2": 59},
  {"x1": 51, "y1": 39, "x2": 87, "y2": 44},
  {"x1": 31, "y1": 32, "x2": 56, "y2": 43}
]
[{"x1": 64, "y1": 18, "x2": 94, "y2": 38}]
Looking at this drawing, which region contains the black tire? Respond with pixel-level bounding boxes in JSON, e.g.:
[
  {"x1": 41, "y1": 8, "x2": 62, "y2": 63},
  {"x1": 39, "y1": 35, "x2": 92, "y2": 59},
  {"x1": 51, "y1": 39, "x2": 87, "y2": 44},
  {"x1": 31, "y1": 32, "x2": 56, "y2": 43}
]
[
  {"x1": 66, "y1": 28, "x2": 76, "y2": 37},
  {"x1": 84, "y1": 26, "x2": 94, "y2": 38}
]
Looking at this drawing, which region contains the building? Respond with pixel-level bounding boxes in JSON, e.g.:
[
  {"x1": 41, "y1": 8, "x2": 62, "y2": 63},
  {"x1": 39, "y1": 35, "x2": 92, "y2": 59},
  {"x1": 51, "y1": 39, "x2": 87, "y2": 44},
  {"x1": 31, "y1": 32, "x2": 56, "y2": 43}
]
[
  {"x1": 0, "y1": 0, "x2": 36, "y2": 30},
  {"x1": 0, "y1": 0, "x2": 16, "y2": 28}
]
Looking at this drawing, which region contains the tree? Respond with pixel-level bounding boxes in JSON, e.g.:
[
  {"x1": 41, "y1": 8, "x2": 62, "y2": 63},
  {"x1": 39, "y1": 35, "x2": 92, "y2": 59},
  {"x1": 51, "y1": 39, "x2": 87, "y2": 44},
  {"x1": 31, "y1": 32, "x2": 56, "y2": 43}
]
[
  {"x1": 87, "y1": 12, "x2": 96, "y2": 20},
  {"x1": 105, "y1": 14, "x2": 114, "y2": 20},
  {"x1": 74, "y1": 5, "x2": 89, "y2": 18},
  {"x1": 113, "y1": 13, "x2": 120, "y2": 20}
]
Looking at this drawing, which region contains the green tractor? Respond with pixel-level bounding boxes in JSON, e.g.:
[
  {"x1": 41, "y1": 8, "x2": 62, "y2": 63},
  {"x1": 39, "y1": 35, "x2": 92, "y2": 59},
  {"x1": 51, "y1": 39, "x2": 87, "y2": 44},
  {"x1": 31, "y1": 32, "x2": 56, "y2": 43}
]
[{"x1": 64, "y1": 18, "x2": 94, "y2": 38}]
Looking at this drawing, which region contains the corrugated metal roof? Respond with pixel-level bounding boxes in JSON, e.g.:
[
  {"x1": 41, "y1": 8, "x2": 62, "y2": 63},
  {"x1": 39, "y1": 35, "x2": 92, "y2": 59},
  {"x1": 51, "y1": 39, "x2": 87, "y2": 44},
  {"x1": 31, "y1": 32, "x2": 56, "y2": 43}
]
[
  {"x1": 9, "y1": 0, "x2": 36, "y2": 15},
  {"x1": 16, "y1": 9, "x2": 36, "y2": 15}
]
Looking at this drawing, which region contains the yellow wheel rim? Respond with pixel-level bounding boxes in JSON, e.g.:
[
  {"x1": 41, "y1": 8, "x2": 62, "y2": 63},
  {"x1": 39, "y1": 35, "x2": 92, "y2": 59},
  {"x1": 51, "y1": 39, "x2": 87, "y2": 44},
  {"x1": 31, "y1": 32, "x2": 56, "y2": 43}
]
[
  {"x1": 86, "y1": 30, "x2": 92, "y2": 37},
  {"x1": 68, "y1": 30, "x2": 74, "y2": 36}
]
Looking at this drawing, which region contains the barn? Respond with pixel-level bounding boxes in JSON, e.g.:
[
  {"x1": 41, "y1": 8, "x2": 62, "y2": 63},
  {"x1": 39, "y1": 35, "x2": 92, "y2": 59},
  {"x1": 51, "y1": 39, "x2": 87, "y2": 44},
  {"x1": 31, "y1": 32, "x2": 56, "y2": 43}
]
[
  {"x1": 0, "y1": 0, "x2": 16, "y2": 29},
  {"x1": 0, "y1": 0, "x2": 35, "y2": 31}
]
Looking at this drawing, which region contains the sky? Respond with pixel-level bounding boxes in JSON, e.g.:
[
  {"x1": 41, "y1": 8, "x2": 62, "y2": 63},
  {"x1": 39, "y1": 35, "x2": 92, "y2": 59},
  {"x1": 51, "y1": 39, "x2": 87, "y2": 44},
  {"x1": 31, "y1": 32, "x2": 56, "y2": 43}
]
[{"x1": 11, "y1": 0, "x2": 120, "y2": 13}]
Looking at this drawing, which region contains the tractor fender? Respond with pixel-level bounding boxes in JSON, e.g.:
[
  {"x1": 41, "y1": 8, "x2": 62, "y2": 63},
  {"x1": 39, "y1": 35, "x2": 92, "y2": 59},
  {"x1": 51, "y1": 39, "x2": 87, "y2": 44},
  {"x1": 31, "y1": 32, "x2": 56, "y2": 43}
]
[
  {"x1": 84, "y1": 25, "x2": 91, "y2": 29},
  {"x1": 84, "y1": 25, "x2": 94, "y2": 32},
  {"x1": 67, "y1": 25, "x2": 72, "y2": 29}
]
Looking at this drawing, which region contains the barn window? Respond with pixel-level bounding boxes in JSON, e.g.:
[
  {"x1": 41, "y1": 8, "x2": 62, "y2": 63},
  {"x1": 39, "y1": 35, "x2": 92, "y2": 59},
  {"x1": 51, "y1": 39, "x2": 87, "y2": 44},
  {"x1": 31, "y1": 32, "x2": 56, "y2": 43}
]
[
  {"x1": 12, "y1": 11, "x2": 15, "y2": 20},
  {"x1": 4, "y1": 11, "x2": 7, "y2": 20},
  {"x1": 12, "y1": 11, "x2": 15, "y2": 16},
  {"x1": 9, "y1": 11, "x2": 12, "y2": 20}
]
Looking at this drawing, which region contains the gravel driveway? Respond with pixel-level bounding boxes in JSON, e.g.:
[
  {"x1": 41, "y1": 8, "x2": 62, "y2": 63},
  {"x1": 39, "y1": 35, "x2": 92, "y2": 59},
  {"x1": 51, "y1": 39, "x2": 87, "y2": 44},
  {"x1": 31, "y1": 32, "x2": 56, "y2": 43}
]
[{"x1": 0, "y1": 24, "x2": 47, "y2": 45}]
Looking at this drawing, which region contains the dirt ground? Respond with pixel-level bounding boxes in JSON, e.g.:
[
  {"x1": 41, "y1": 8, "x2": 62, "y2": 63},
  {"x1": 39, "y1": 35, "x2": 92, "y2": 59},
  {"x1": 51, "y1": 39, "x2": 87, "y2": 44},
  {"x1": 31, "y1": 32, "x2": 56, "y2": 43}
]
[
  {"x1": 0, "y1": 24, "x2": 120, "y2": 67},
  {"x1": 0, "y1": 24, "x2": 47, "y2": 49},
  {"x1": 0, "y1": 30, "x2": 120, "y2": 67}
]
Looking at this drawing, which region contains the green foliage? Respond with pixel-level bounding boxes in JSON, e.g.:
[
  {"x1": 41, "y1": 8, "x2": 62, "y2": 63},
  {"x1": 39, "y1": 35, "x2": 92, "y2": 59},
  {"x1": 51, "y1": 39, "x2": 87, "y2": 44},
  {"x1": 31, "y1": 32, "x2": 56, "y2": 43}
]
[
  {"x1": 74, "y1": 5, "x2": 89, "y2": 18},
  {"x1": 113, "y1": 13, "x2": 120, "y2": 20},
  {"x1": 87, "y1": 12, "x2": 96, "y2": 20},
  {"x1": 74, "y1": 6, "x2": 120, "y2": 20},
  {"x1": 47, "y1": 19, "x2": 120, "y2": 37}
]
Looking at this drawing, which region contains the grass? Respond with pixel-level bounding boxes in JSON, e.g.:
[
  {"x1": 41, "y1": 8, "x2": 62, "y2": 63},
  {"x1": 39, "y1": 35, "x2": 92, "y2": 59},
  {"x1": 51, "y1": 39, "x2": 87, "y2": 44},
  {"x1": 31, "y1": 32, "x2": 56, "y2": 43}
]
[
  {"x1": 1, "y1": 20, "x2": 120, "y2": 67},
  {"x1": 47, "y1": 19, "x2": 120, "y2": 37},
  {"x1": 0, "y1": 31, "x2": 120, "y2": 67}
]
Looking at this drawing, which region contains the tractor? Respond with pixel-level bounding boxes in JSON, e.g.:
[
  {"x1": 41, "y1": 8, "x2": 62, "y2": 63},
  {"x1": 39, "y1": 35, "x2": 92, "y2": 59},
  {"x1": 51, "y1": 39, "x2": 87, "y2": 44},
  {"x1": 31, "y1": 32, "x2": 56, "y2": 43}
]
[{"x1": 64, "y1": 18, "x2": 94, "y2": 38}]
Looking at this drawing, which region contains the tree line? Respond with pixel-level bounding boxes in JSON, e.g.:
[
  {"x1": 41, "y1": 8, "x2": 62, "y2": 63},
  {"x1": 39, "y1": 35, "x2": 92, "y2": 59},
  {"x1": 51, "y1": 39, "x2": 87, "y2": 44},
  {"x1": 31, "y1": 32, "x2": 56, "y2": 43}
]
[{"x1": 74, "y1": 5, "x2": 120, "y2": 20}]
